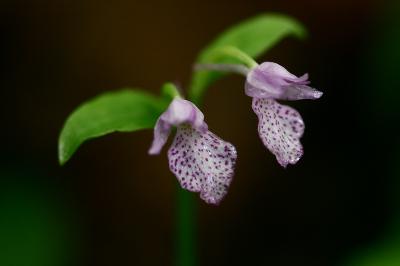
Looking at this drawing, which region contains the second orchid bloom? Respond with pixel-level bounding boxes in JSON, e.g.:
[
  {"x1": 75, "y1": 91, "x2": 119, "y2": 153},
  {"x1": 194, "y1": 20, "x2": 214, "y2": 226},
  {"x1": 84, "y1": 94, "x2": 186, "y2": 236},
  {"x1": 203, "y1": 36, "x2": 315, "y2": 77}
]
[{"x1": 245, "y1": 62, "x2": 322, "y2": 167}]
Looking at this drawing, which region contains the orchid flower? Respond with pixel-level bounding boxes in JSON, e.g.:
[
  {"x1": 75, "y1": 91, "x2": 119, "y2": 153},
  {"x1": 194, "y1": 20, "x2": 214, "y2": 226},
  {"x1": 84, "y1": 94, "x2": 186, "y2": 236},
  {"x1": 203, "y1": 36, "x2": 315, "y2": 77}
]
[
  {"x1": 246, "y1": 62, "x2": 322, "y2": 167},
  {"x1": 149, "y1": 97, "x2": 237, "y2": 205},
  {"x1": 196, "y1": 60, "x2": 322, "y2": 167}
]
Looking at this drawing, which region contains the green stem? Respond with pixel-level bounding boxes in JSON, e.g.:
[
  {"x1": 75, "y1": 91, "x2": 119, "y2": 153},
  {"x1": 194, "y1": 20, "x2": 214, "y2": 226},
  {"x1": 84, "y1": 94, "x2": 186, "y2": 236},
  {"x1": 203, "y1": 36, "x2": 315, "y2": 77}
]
[
  {"x1": 194, "y1": 63, "x2": 250, "y2": 76},
  {"x1": 176, "y1": 186, "x2": 197, "y2": 266},
  {"x1": 162, "y1": 83, "x2": 182, "y2": 100},
  {"x1": 210, "y1": 46, "x2": 258, "y2": 68}
]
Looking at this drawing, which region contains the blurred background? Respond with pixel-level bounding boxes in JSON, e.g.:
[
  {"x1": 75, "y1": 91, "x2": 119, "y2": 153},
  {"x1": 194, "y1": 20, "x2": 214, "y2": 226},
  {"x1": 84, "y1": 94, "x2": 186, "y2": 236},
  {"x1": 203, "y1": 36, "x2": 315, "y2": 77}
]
[{"x1": 1, "y1": 0, "x2": 400, "y2": 265}]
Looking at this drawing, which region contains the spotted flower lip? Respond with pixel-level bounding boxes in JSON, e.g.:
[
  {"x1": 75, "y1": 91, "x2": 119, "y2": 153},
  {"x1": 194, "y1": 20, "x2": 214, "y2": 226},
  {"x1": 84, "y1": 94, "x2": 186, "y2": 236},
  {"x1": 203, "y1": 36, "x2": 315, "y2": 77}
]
[
  {"x1": 245, "y1": 62, "x2": 323, "y2": 100},
  {"x1": 149, "y1": 97, "x2": 237, "y2": 205},
  {"x1": 252, "y1": 98, "x2": 305, "y2": 167}
]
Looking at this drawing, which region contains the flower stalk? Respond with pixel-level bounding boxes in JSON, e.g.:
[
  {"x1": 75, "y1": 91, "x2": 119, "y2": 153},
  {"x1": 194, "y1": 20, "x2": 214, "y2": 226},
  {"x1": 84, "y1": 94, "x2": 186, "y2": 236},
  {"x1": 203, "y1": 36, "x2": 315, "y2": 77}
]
[
  {"x1": 176, "y1": 188, "x2": 197, "y2": 266},
  {"x1": 215, "y1": 46, "x2": 258, "y2": 68}
]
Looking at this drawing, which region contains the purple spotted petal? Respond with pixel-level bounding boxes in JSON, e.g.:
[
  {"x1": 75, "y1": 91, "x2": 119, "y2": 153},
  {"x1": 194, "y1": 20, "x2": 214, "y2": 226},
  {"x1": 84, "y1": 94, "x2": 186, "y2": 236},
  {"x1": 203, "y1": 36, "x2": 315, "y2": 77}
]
[
  {"x1": 252, "y1": 98, "x2": 304, "y2": 167},
  {"x1": 168, "y1": 126, "x2": 237, "y2": 205},
  {"x1": 245, "y1": 62, "x2": 322, "y2": 100},
  {"x1": 149, "y1": 98, "x2": 208, "y2": 154}
]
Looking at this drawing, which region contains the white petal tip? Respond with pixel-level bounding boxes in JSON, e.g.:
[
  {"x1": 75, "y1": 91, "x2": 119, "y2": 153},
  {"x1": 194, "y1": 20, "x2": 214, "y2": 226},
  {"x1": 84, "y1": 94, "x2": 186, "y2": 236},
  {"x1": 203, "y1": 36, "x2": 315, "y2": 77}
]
[
  {"x1": 148, "y1": 147, "x2": 160, "y2": 155},
  {"x1": 314, "y1": 90, "x2": 323, "y2": 99}
]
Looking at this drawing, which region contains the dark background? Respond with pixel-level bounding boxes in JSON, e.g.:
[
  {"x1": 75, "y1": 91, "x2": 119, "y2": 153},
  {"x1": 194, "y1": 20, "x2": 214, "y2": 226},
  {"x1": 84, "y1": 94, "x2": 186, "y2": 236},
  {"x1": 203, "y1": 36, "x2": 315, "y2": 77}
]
[{"x1": 1, "y1": 0, "x2": 400, "y2": 265}]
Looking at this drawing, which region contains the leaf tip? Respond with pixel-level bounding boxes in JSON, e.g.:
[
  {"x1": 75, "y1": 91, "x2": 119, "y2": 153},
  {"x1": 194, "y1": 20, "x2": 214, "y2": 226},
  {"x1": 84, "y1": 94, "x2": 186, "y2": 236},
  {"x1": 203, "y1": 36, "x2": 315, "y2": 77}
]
[
  {"x1": 58, "y1": 140, "x2": 69, "y2": 166},
  {"x1": 256, "y1": 12, "x2": 308, "y2": 40}
]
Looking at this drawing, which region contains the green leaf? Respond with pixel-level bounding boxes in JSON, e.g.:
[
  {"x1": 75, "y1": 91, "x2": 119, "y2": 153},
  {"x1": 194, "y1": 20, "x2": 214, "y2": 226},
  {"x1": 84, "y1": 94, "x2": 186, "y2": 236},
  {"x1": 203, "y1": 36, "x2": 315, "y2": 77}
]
[
  {"x1": 188, "y1": 13, "x2": 307, "y2": 104},
  {"x1": 58, "y1": 89, "x2": 169, "y2": 165}
]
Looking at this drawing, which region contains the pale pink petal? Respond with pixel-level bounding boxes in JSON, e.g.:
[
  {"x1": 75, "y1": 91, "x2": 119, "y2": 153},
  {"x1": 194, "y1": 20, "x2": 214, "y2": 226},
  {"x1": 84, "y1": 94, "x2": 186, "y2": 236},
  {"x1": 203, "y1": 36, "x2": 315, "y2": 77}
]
[
  {"x1": 160, "y1": 98, "x2": 207, "y2": 132},
  {"x1": 280, "y1": 84, "x2": 323, "y2": 100},
  {"x1": 245, "y1": 62, "x2": 322, "y2": 100},
  {"x1": 148, "y1": 118, "x2": 171, "y2": 155},
  {"x1": 252, "y1": 98, "x2": 305, "y2": 167},
  {"x1": 148, "y1": 98, "x2": 208, "y2": 154},
  {"x1": 168, "y1": 126, "x2": 237, "y2": 205}
]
